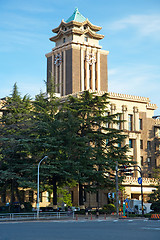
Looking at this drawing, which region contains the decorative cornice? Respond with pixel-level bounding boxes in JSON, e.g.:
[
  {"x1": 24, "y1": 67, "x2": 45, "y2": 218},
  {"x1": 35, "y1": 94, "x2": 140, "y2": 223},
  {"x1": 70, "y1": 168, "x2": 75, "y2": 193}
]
[
  {"x1": 109, "y1": 92, "x2": 150, "y2": 103},
  {"x1": 45, "y1": 40, "x2": 104, "y2": 57},
  {"x1": 52, "y1": 19, "x2": 102, "y2": 34},
  {"x1": 50, "y1": 27, "x2": 104, "y2": 42},
  {"x1": 147, "y1": 103, "x2": 157, "y2": 110}
]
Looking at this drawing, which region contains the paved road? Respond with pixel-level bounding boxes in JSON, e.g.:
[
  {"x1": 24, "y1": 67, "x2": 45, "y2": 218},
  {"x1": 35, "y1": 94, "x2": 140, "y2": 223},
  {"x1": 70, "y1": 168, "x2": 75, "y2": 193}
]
[{"x1": 0, "y1": 219, "x2": 160, "y2": 240}]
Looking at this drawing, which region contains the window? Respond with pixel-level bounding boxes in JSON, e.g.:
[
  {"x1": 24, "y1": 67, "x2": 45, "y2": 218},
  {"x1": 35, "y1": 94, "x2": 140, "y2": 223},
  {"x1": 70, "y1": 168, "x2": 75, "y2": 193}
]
[
  {"x1": 96, "y1": 191, "x2": 99, "y2": 203},
  {"x1": 129, "y1": 139, "x2": 133, "y2": 148},
  {"x1": 139, "y1": 119, "x2": 142, "y2": 130},
  {"x1": 128, "y1": 114, "x2": 133, "y2": 131},
  {"x1": 141, "y1": 156, "x2": 143, "y2": 166},
  {"x1": 39, "y1": 192, "x2": 42, "y2": 202},
  {"x1": 71, "y1": 191, "x2": 74, "y2": 203},
  {"x1": 63, "y1": 37, "x2": 66, "y2": 43},
  {"x1": 155, "y1": 159, "x2": 157, "y2": 168},
  {"x1": 117, "y1": 114, "x2": 121, "y2": 130},
  {"x1": 29, "y1": 190, "x2": 34, "y2": 202},
  {"x1": 147, "y1": 141, "x2": 151, "y2": 150},
  {"x1": 140, "y1": 140, "x2": 143, "y2": 149},
  {"x1": 84, "y1": 36, "x2": 88, "y2": 42},
  {"x1": 147, "y1": 157, "x2": 151, "y2": 166},
  {"x1": 158, "y1": 129, "x2": 160, "y2": 137}
]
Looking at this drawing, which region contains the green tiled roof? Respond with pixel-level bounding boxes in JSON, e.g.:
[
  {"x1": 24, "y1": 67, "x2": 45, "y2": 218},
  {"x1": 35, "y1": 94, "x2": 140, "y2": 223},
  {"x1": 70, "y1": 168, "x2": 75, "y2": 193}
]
[{"x1": 66, "y1": 8, "x2": 86, "y2": 23}]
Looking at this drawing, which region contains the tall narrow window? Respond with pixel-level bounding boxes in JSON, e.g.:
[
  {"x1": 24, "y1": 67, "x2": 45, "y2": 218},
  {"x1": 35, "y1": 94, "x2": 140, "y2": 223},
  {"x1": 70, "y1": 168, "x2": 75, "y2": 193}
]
[
  {"x1": 141, "y1": 156, "x2": 143, "y2": 166},
  {"x1": 147, "y1": 141, "x2": 151, "y2": 150},
  {"x1": 84, "y1": 36, "x2": 88, "y2": 42},
  {"x1": 139, "y1": 119, "x2": 142, "y2": 130},
  {"x1": 129, "y1": 139, "x2": 133, "y2": 148},
  {"x1": 140, "y1": 140, "x2": 143, "y2": 149},
  {"x1": 117, "y1": 114, "x2": 121, "y2": 130},
  {"x1": 89, "y1": 64, "x2": 92, "y2": 89},
  {"x1": 147, "y1": 157, "x2": 151, "y2": 166},
  {"x1": 39, "y1": 192, "x2": 42, "y2": 202},
  {"x1": 128, "y1": 114, "x2": 133, "y2": 131},
  {"x1": 29, "y1": 190, "x2": 34, "y2": 202}
]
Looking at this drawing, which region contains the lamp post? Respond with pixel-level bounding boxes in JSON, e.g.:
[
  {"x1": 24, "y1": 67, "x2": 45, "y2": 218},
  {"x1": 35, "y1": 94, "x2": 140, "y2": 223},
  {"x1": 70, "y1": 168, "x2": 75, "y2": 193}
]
[{"x1": 37, "y1": 156, "x2": 48, "y2": 219}]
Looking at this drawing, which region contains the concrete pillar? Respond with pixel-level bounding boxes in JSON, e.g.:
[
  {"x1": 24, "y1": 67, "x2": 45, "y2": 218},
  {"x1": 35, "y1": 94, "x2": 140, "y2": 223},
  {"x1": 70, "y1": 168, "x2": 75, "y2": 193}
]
[
  {"x1": 92, "y1": 57, "x2": 96, "y2": 91},
  {"x1": 81, "y1": 48, "x2": 85, "y2": 91},
  {"x1": 55, "y1": 63, "x2": 58, "y2": 93},
  {"x1": 97, "y1": 51, "x2": 100, "y2": 91},
  {"x1": 59, "y1": 56, "x2": 62, "y2": 96},
  {"x1": 122, "y1": 105, "x2": 128, "y2": 130},
  {"x1": 134, "y1": 134, "x2": 141, "y2": 178},
  {"x1": 63, "y1": 50, "x2": 66, "y2": 96},
  {"x1": 86, "y1": 49, "x2": 90, "y2": 90},
  {"x1": 110, "y1": 103, "x2": 116, "y2": 128},
  {"x1": 133, "y1": 106, "x2": 139, "y2": 131},
  {"x1": 52, "y1": 54, "x2": 54, "y2": 80}
]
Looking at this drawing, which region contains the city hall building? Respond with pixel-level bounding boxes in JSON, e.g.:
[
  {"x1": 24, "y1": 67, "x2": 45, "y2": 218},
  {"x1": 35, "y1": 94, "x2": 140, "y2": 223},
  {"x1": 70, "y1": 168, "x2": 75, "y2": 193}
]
[
  {"x1": 45, "y1": 8, "x2": 160, "y2": 207},
  {"x1": 0, "y1": 9, "x2": 160, "y2": 208}
]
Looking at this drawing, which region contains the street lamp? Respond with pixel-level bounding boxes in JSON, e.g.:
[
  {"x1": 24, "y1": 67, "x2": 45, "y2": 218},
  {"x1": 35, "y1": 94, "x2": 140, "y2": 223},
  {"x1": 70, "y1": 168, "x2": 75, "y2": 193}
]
[{"x1": 37, "y1": 156, "x2": 48, "y2": 219}]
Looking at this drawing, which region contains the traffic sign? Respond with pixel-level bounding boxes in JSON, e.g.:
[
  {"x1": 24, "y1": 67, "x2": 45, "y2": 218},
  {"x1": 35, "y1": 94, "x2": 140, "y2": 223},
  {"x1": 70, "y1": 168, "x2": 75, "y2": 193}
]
[{"x1": 138, "y1": 177, "x2": 142, "y2": 185}]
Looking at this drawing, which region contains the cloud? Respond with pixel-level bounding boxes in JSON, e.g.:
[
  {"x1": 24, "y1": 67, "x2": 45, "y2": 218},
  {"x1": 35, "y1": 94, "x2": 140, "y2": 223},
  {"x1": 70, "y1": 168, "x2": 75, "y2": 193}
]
[
  {"x1": 108, "y1": 64, "x2": 160, "y2": 101},
  {"x1": 107, "y1": 14, "x2": 160, "y2": 38},
  {"x1": 0, "y1": 74, "x2": 46, "y2": 99}
]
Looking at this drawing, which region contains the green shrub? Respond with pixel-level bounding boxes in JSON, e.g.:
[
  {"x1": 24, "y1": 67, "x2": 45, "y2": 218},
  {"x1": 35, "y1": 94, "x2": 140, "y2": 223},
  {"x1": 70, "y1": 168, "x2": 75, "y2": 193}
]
[{"x1": 103, "y1": 204, "x2": 116, "y2": 214}]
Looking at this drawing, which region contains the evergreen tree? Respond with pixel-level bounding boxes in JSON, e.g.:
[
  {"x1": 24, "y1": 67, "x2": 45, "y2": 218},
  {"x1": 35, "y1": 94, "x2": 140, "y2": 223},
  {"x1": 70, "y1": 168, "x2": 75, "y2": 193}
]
[
  {"x1": 32, "y1": 90, "x2": 75, "y2": 208},
  {"x1": 57, "y1": 91, "x2": 129, "y2": 207},
  {"x1": 0, "y1": 83, "x2": 33, "y2": 204}
]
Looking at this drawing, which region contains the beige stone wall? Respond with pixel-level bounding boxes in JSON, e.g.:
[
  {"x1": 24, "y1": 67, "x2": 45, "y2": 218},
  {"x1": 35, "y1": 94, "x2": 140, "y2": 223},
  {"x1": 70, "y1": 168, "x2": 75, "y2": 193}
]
[
  {"x1": 72, "y1": 48, "x2": 81, "y2": 93},
  {"x1": 100, "y1": 53, "x2": 108, "y2": 91}
]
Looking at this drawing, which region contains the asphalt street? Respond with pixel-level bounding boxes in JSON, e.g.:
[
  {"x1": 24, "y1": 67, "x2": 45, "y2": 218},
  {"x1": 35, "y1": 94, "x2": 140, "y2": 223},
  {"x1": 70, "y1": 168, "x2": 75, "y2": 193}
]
[{"x1": 0, "y1": 219, "x2": 160, "y2": 240}]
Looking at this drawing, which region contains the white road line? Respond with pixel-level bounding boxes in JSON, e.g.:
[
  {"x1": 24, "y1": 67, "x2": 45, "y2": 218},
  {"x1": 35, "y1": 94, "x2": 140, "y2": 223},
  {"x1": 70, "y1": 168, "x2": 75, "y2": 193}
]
[{"x1": 142, "y1": 227, "x2": 160, "y2": 231}]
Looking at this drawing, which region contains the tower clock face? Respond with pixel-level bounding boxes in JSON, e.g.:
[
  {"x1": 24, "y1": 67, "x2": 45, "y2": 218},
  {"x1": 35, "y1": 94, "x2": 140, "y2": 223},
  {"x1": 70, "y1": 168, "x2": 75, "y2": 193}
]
[
  {"x1": 54, "y1": 54, "x2": 62, "y2": 66},
  {"x1": 86, "y1": 53, "x2": 96, "y2": 65}
]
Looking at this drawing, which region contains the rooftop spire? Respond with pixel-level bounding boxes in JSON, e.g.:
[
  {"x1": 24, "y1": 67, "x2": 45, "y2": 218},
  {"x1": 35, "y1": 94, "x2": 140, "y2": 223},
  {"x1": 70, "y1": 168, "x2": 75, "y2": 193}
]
[{"x1": 66, "y1": 8, "x2": 86, "y2": 23}]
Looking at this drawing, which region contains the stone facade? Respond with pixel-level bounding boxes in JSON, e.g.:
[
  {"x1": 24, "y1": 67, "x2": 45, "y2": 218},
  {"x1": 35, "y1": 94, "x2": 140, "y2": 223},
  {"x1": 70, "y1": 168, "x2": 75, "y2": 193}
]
[
  {"x1": 46, "y1": 9, "x2": 109, "y2": 96},
  {"x1": 0, "y1": 9, "x2": 159, "y2": 209},
  {"x1": 45, "y1": 9, "x2": 160, "y2": 206}
]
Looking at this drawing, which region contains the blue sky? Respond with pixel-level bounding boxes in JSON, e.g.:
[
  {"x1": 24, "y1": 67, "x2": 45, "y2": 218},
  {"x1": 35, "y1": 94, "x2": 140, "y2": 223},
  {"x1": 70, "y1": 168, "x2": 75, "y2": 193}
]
[{"x1": 0, "y1": 0, "x2": 160, "y2": 114}]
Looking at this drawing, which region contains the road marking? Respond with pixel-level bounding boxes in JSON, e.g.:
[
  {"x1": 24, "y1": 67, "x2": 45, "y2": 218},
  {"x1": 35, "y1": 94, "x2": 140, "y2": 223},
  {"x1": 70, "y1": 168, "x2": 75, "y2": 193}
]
[
  {"x1": 128, "y1": 220, "x2": 133, "y2": 222},
  {"x1": 113, "y1": 220, "x2": 118, "y2": 222},
  {"x1": 142, "y1": 227, "x2": 160, "y2": 231}
]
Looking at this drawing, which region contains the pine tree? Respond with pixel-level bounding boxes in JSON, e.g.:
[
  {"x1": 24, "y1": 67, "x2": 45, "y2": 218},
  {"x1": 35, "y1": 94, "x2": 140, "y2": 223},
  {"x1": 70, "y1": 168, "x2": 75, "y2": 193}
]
[
  {"x1": 0, "y1": 83, "x2": 34, "y2": 204},
  {"x1": 32, "y1": 91, "x2": 74, "y2": 208},
  {"x1": 57, "y1": 91, "x2": 129, "y2": 207}
]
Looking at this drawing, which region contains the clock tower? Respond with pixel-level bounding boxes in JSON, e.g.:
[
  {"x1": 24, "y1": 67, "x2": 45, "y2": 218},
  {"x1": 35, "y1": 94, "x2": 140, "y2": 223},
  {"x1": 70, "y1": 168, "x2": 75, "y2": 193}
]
[{"x1": 46, "y1": 8, "x2": 109, "y2": 96}]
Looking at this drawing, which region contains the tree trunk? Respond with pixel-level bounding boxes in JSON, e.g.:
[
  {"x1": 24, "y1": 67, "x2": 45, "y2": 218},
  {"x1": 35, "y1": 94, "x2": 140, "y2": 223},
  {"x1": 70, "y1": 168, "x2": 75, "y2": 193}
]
[
  {"x1": 53, "y1": 177, "x2": 57, "y2": 210},
  {"x1": 1, "y1": 184, "x2": 6, "y2": 203},
  {"x1": 15, "y1": 183, "x2": 22, "y2": 204},
  {"x1": 11, "y1": 179, "x2": 15, "y2": 204}
]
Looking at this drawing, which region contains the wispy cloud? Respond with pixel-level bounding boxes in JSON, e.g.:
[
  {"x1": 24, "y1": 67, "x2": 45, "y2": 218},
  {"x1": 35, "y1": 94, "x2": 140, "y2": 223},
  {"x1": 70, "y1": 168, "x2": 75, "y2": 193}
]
[
  {"x1": 107, "y1": 14, "x2": 160, "y2": 38},
  {"x1": 108, "y1": 64, "x2": 160, "y2": 101},
  {"x1": 0, "y1": 74, "x2": 46, "y2": 99}
]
